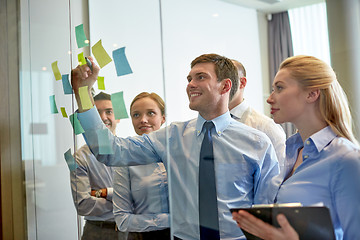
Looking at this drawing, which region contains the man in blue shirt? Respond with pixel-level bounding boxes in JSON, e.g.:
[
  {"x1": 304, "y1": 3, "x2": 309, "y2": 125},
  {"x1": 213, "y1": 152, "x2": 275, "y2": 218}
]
[
  {"x1": 71, "y1": 53, "x2": 279, "y2": 239},
  {"x1": 70, "y1": 92, "x2": 125, "y2": 240}
]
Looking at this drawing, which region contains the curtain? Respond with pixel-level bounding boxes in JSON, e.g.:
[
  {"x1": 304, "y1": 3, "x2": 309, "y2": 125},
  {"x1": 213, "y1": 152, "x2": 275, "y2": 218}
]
[{"x1": 268, "y1": 11, "x2": 296, "y2": 138}]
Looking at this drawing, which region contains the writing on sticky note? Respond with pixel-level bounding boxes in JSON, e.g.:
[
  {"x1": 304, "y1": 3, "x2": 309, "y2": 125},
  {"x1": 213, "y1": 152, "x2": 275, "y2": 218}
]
[
  {"x1": 78, "y1": 52, "x2": 86, "y2": 65},
  {"x1": 60, "y1": 107, "x2": 68, "y2": 118},
  {"x1": 113, "y1": 47, "x2": 133, "y2": 76},
  {"x1": 51, "y1": 61, "x2": 62, "y2": 80},
  {"x1": 62, "y1": 74, "x2": 73, "y2": 94},
  {"x1": 91, "y1": 39, "x2": 112, "y2": 68},
  {"x1": 97, "y1": 76, "x2": 105, "y2": 90},
  {"x1": 69, "y1": 112, "x2": 84, "y2": 135},
  {"x1": 111, "y1": 91, "x2": 129, "y2": 120},
  {"x1": 75, "y1": 24, "x2": 89, "y2": 48},
  {"x1": 97, "y1": 128, "x2": 114, "y2": 155},
  {"x1": 49, "y1": 95, "x2": 58, "y2": 114},
  {"x1": 64, "y1": 148, "x2": 78, "y2": 171},
  {"x1": 79, "y1": 86, "x2": 93, "y2": 110}
]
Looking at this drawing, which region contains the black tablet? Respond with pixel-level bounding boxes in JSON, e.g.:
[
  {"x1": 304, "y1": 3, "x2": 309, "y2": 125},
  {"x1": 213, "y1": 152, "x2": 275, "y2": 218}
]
[{"x1": 230, "y1": 206, "x2": 335, "y2": 240}]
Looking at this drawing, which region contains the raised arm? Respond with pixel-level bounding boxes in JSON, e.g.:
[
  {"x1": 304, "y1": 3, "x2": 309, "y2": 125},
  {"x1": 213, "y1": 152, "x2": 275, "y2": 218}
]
[{"x1": 71, "y1": 56, "x2": 100, "y2": 112}]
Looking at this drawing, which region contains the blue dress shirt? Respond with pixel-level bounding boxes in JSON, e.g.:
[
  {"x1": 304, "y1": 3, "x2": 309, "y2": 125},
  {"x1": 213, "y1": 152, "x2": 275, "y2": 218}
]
[
  {"x1": 78, "y1": 107, "x2": 280, "y2": 239},
  {"x1": 70, "y1": 145, "x2": 115, "y2": 221},
  {"x1": 274, "y1": 126, "x2": 360, "y2": 240},
  {"x1": 113, "y1": 163, "x2": 169, "y2": 232}
]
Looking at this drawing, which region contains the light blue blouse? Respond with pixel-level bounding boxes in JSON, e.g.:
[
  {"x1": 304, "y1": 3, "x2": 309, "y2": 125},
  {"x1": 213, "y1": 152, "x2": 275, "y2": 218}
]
[
  {"x1": 274, "y1": 126, "x2": 360, "y2": 240},
  {"x1": 113, "y1": 163, "x2": 169, "y2": 232},
  {"x1": 78, "y1": 107, "x2": 280, "y2": 240}
]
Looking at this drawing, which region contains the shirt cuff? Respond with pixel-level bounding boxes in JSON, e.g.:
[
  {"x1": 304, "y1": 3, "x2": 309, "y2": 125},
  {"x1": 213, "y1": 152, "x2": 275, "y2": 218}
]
[
  {"x1": 77, "y1": 106, "x2": 103, "y2": 131},
  {"x1": 106, "y1": 187, "x2": 113, "y2": 201}
]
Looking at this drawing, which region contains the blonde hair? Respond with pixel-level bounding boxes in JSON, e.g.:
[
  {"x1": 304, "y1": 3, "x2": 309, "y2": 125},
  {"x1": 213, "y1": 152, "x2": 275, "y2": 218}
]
[
  {"x1": 280, "y1": 55, "x2": 358, "y2": 145},
  {"x1": 130, "y1": 92, "x2": 165, "y2": 116}
]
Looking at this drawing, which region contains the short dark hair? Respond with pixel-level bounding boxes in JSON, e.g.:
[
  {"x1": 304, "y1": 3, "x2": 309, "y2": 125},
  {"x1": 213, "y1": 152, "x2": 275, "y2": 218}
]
[
  {"x1": 191, "y1": 54, "x2": 239, "y2": 101},
  {"x1": 94, "y1": 91, "x2": 111, "y2": 101}
]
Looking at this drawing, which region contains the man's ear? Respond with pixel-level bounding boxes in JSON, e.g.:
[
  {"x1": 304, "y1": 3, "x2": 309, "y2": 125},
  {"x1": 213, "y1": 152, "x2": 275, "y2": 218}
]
[
  {"x1": 307, "y1": 89, "x2": 321, "y2": 103},
  {"x1": 221, "y1": 78, "x2": 232, "y2": 95},
  {"x1": 239, "y1": 77, "x2": 247, "y2": 89}
]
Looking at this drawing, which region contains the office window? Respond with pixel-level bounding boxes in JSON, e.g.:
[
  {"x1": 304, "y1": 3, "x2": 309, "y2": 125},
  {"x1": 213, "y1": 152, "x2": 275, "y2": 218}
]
[{"x1": 289, "y1": 2, "x2": 331, "y2": 65}]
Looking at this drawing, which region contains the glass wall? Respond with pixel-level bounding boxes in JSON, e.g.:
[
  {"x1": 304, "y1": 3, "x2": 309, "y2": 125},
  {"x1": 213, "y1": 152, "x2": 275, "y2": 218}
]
[{"x1": 19, "y1": 0, "x2": 272, "y2": 239}]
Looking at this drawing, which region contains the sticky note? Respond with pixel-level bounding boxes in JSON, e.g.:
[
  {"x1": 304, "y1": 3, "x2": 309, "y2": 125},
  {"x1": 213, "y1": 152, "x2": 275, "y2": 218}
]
[
  {"x1": 111, "y1": 91, "x2": 129, "y2": 120},
  {"x1": 113, "y1": 47, "x2": 133, "y2": 76},
  {"x1": 62, "y1": 74, "x2": 73, "y2": 94},
  {"x1": 64, "y1": 148, "x2": 78, "y2": 171},
  {"x1": 51, "y1": 61, "x2": 62, "y2": 80},
  {"x1": 69, "y1": 112, "x2": 84, "y2": 135},
  {"x1": 75, "y1": 24, "x2": 89, "y2": 48},
  {"x1": 60, "y1": 107, "x2": 68, "y2": 118},
  {"x1": 49, "y1": 95, "x2": 58, "y2": 114},
  {"x1": 78, "y1": 52, "x2": 86, "y2": 66},
  {"x1": 79, "y1": 86, "x2": 93, "y2": 110},
  {"x1": 91, "y1": 39, "x2": 112, "y2": 68},
  {"x1": 97, "y1": 76, "x2": 105, "y2": 90},
  {"x1": 97, "y1": 128, "x2": 114, "y2": 154}
]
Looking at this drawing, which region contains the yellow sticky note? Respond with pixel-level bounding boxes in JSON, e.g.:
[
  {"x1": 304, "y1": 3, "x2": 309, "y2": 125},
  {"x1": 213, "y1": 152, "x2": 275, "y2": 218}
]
[
  {"x1": 78, "y1": 52, "x2": 86, "y2": 66},
  {"x1": 79, "y1": 86, "x2": 93, "y2": 110},
  {"x1": 51, "y1": 61, "x2": 62, "y2": 81},
  {"x1": 97, "y1": 76, "x2": 105, "y2": 90},
  {"x1": 60, "y1": 107, "x2": 68, "y2": 118},
  {"x1": 91, "y1": 39, "x2": 112, "y2": 68}
]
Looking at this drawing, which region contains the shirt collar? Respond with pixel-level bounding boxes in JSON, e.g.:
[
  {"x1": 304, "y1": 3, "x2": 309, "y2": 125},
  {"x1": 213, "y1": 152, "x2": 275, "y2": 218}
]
[
  {"x1": 286, "y1": 126, "x2": 337, "y2": 155},
  {"x1": 308, "y1": 126, "x2": 337, "y2": 152},
  {"x1": 229, "y1": 98, "x2": 248, "y2": 119},
  {"x1": 196, "y1": 111, "x2": 232, "y2": 137}
]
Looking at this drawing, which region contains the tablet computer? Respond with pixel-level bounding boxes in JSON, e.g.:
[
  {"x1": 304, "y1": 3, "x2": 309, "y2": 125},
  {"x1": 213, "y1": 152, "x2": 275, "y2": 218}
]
[{"x1": 230, "y1": 206, "x2": 335, "y2": 240}]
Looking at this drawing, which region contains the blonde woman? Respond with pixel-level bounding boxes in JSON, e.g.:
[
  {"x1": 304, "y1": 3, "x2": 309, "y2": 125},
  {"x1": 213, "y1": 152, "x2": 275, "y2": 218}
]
[
  {"x1": 113, "y1": 92, "x2": 170, "y2": 240},
  {"x1": 232, "y1": 55, "x2": 360, "y2": 240}
]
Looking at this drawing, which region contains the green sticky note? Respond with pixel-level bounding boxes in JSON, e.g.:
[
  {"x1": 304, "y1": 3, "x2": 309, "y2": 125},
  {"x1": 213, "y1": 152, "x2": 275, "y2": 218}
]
[
  {"x1": 51, "y1": 61, "x2": 62, "y2": 80},
  {"x1": 97, "y1": 76, "x2": 105, "y2": 90},
  {"x1": 78, "y1": 52, "x2": 86, "y2": 66},
  {"x1": 60, "y1": 107, "x2": 68, "y2": 118},
  {"x1": 111, "y1": 91, "x2": 129, "y2": 120},
  {"x1": 79, "y1": 86, "x2": 93, "y2": 110},
  {"x1": 75, "y1": 24, "x2": 89, "y2": 48},
  {"x1": 96, "y1": 128, "x2": 114, "y2": 155},
  {"x1": 91, "y1": 39, "x2": 112, "y2": 68},
  {"x1": 49, "y1": 95, "x2": 58, "y2": 114},
  {"x1": 69, "y1": 112, "x2": 84, "y2": 135},
  {"x1": 64, "y1": 149, "x2": 78, "y2": 171}
]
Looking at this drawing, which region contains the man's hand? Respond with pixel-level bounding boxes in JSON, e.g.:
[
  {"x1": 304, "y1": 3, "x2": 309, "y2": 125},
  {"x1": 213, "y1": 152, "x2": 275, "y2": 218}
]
[
  {"x1": 71, "y1": 56, "x2": 100, "y2": 112},
  {"x1": 232, "y1": 210, "x2": 299, "y2": 240}
]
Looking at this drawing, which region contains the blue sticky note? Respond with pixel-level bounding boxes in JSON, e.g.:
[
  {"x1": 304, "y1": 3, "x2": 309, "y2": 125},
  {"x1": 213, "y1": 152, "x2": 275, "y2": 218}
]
[
  {"x1": 64, "y1": 148, "x2": 78, "y2": 171},
  {"x1": 96, "y1": 128, "x2": 114, "y2": 154},
  {"x1": 62, "y1": 74, "x2": 73, "y2": 94},
  {"x1": 49, "y1": 95, "x2": 58, "y2": 114},
  {"x1": 112, "y1": 47, "x2": 133, "y2": 76}
]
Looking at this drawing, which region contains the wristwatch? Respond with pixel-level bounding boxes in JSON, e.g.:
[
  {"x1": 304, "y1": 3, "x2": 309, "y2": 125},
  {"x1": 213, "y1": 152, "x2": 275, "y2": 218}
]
[{"x1": 95, "y1": 189, "x2": 102, "y2": 198}]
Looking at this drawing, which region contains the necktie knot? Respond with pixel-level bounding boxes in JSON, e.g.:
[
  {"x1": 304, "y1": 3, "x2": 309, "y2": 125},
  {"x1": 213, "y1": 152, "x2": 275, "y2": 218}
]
[{"x1": 203, "y1": 121, "x2": 214, "y2": 132}]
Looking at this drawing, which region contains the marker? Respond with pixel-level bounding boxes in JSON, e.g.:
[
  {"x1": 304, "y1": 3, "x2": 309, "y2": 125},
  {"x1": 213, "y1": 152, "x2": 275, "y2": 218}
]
[{"x1": 85, "y1": 57, "x2": 93, "y2": 72}]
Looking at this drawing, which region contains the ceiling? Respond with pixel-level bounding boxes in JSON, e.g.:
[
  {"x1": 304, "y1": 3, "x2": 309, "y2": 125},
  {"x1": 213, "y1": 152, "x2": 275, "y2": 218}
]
[{"x1": 221, "y1": 0, "x2": 325, "y2": 13}]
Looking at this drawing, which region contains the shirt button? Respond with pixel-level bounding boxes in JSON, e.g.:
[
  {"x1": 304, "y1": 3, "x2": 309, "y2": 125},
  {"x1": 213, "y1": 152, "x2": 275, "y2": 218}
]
[
  {"x1": 304, "y1": 155, "x2": 309, "y2": 159},
  {"x1": 306, "y1": 140, "x2": 310, "y2": 145}
]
